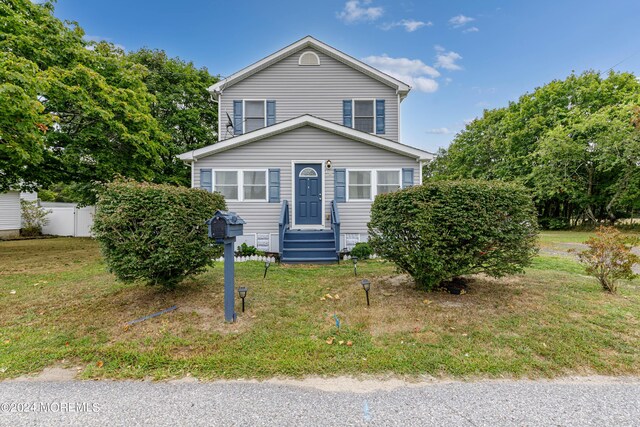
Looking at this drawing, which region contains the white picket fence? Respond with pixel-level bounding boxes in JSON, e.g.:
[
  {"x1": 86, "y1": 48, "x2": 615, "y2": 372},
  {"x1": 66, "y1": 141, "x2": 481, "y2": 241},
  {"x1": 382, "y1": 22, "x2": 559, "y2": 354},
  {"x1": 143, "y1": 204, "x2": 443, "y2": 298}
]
[
  {"x1": 212, "y1": 254, "x2": 379, "y2": 263},
  {"x1": 213, "y1": 255, "x2": 277, "y2": 263}
]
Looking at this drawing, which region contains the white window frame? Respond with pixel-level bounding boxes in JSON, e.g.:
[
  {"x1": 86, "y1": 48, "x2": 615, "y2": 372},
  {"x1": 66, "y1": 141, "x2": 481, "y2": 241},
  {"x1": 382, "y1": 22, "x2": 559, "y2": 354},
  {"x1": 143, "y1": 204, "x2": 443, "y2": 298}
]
[
  {"x1": 243, "y1": 99, "x2": 267, "y2": 133},
  {"x1": 242, "y1": 169, "x2": 268, "y2": 202},
  {"x1": 376, "y1": 169, "x2": 402, "y2": 195},
  {"x1": 298, "y1": 50, "x2": 320, "y2": 66},
  {"x1": 351, "y1": 99, "x2": 376, "y2": 135},
  {"x1": 210, "y1": 168, "x2": 268, "y2": 202},
  {"x1": 346, "y1": 168, "x2": 402, "y2": 202},
  {"x1": 346, "y1": 169, "x2": 373, "y2": 202}
]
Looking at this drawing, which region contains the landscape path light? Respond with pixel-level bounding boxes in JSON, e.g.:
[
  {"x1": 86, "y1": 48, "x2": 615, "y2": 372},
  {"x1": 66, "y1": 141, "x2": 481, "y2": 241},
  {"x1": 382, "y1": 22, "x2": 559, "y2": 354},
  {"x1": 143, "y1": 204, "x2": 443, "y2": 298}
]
[
  {"x1": 238, "y1": 287, "x2": 248, "y2": 312},
  {"x1": 361, "y1": 279, "x2": 370, "y2": 306}
]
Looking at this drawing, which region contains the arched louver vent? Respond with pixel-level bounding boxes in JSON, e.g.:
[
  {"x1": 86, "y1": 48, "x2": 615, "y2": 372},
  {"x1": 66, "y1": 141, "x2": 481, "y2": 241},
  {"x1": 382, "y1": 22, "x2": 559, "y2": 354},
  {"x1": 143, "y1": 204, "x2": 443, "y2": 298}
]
[{"x1": 298, "y1": 51, "x2": 320, "y2": 66}]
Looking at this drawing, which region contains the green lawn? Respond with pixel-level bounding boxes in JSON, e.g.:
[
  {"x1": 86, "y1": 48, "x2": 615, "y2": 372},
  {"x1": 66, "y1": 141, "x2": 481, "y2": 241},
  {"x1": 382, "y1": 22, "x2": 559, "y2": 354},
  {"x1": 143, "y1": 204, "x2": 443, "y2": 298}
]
[{"x1": 0, "y1": 236, "x2": 639, "y2": 381}]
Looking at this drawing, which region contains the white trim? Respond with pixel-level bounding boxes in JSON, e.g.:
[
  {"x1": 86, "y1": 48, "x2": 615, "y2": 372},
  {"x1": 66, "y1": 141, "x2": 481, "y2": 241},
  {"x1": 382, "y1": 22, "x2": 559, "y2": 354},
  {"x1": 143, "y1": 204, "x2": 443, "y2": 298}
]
[
  {"x1": 242, "y1": 99, "x2": 267, "y2": 133},
  {"x1": 208, "y1": 36, "x2": 411, "y2": 100},
  {"x1": 218, "y1": 93, "x2": 222, "y2": 143},
  {"x1": 376, "y1": 169, "x2": 402, "y2": 194},
  {"x1": 241, "y1": 169, "x2": 269, "y2": 202},
  {"x1": 346, "y1": 168, "x2": 402, "y2": 201},
  {"x1": 298, "y1": 50, "x2": 320, "y2": 66},
  {"x1": 350, "y1": 99, "x2": 377, "y2": 135},
  {"x1": 419, "y1": 160, "x2": 424, "y2": 185},
  {"x1": 397, "y1": 93, "x2": 402, "y2": 142},
  {"x1": 346, "y1": 169, "x2": 373, "y2": 202},
  {"x1": 178, "y1": 115, "x2": 433, "y2": 162},
  {"x1": 209, "y1": 168, "x2": 269, "y2": 202},
  {"x1": 191, "y1": 160, "x2": 195, "y2": 188},
  {"x1": 290, "y1": 161, "x2": 326, "y2": 229},
  {"x1": 213, "y1": 169, "x2": 239, "y2": 201}
]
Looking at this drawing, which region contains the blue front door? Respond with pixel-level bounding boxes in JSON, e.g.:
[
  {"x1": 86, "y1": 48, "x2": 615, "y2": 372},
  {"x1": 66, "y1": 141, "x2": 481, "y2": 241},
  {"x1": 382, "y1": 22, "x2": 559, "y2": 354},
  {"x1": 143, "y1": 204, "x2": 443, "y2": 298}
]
[{"x1": 295, "y1": 163, "x2": 322, "y2": 225}]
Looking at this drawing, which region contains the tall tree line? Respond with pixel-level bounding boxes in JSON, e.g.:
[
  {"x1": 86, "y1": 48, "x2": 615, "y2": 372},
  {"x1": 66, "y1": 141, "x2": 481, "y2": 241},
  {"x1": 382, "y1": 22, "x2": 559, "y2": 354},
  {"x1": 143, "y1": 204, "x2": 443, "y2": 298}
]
[
  {"x1": 427, "y1": 71, "x2": 640, "y2": 227},
  {"x1": 0, "y1": 0, "x2": 218, "y2": 203}
]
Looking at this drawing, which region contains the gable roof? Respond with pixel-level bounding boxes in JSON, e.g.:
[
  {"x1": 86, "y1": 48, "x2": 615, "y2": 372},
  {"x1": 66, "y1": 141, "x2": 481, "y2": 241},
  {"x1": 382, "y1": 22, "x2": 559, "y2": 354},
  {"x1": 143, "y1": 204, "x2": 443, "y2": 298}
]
[
  {"x1": 178, "y1": 115, "x2": 433, "y2": 162},
  {"x1": 209, "y1": 36, "x2": 412, "y2": 100}
]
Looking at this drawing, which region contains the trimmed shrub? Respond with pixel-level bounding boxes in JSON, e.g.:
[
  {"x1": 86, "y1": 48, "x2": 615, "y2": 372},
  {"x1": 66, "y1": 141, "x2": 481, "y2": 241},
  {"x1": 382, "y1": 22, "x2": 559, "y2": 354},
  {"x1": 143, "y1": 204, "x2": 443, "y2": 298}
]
[
  {"x1": 93, "y1": 180, "x2": 226, "y2": 288},
  {"x1": 350, "y1": 242, "x2": 373, "y2": 259},
  {"x1": 577, "y1": 226, "x2": 639, "y2": 293},
  {"x1": 20, "y1": 200, "x2": 50, "y2": 236},
  {"x1": 368, "y1": 180, "x2": 539, "y2": 290}
]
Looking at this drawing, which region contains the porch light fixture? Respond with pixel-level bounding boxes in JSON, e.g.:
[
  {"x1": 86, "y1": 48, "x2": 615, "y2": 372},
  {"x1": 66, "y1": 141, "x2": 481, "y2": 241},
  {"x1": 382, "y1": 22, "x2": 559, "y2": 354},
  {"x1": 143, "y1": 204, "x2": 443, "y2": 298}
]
[
  {"x1": 361, "y1": 279, "x2": 371, "y2": 306},
  {"x1": 352, "y1": 256, "x2": 358, "y2": 276},
  {"x1": 263, "y1": 261, "x2": 271, "y2": 279},
  {"x1": 326, "y1": 160, "x2": 332, "y2": 169},
  {"x1": 238, "y1": 286, "x2": 248, "y2": 312}
]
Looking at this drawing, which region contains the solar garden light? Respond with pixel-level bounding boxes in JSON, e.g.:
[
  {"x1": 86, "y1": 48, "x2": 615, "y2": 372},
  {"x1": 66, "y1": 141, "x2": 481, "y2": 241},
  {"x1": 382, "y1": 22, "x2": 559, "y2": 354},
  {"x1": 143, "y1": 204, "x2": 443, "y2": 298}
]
[
  {"x1": 263, "y1": 261, "x2": 271, "y2": 279},
  {"x1": 352, "y1": 256, "x2": 358, "y2": 276},
  {"x1": 238, "y1": 287, "x2": 248, "y2": 312},
  {"x1": 361, "y1": 279, "x2": 371, "y2": 306}
]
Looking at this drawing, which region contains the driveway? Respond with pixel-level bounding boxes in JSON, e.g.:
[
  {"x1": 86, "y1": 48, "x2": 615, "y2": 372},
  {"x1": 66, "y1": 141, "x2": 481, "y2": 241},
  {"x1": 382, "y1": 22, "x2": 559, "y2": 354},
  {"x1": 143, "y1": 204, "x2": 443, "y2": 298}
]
[{"x1": 1, "y1": 375, "x2": 639, "y2": 426}]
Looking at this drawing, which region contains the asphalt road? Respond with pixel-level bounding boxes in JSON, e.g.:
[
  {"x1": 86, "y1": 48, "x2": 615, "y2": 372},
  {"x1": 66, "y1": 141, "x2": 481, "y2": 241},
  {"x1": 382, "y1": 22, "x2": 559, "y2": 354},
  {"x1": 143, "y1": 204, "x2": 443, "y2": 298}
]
[{"x1": 1, "y1": 376, "x2": 639, "y2": 426}]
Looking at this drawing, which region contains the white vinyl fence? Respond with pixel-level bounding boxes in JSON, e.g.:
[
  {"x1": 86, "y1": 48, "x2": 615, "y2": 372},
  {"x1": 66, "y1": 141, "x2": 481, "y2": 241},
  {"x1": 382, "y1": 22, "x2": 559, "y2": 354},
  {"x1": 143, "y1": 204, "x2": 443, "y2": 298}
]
[{"x1": 41, "y1": 202, "x2": 95, "y2": 237}]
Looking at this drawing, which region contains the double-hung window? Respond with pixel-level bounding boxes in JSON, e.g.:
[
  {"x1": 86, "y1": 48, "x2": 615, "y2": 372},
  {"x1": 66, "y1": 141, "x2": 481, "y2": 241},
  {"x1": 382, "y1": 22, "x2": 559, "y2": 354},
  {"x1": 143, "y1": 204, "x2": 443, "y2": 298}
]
[
  {"x1": 348, "y1": 171, "x2": 372, "y2": 200},
  {"x1": 243, "y1": 170, "x2": 267, "y2": 200},
  {"x1": 214, "y1": 171, "x2": 238, "y2": 200},
  {"x1": 212, "y1": 170, "x2": 267, "y2": 201},
  {"x1": 376, "y1": 170, "x2": 401, "y2": 195},
  {"x1": 353, "y1": 100, "x2": 375, "y2": 133},
  {"x1": 244, "y1": 101, "x2": 266, "y2": 132}
]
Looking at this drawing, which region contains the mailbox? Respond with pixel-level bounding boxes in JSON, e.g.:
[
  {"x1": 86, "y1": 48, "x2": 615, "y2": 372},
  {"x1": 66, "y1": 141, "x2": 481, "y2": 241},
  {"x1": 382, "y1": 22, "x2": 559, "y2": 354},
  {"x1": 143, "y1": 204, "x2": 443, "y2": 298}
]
[{"x1": 206, "y1": 210, "x2": 246, "y2": 242}]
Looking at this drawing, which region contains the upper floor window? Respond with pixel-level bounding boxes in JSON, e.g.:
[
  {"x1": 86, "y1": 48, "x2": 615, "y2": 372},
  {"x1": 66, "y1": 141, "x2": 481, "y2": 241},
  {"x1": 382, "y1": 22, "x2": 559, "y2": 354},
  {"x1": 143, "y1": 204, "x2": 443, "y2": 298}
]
[
  {"x1": 244, "y1": 100, "x2": 266, "y2": 133},
  {"x1": 354, "y1": 100, "x2": 374, "y2": 133},
  {"x1": 343, "y1": 99, "x2": 385, "y2": 135},
  {"x1": 233, "y1": 100, "x2": 276, "y2": 135}
]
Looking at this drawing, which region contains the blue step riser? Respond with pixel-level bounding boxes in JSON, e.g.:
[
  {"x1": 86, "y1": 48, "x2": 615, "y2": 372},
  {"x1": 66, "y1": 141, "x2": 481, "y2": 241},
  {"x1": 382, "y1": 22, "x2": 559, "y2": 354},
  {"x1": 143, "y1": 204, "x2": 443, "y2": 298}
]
[
  {"x1": 284, "y1": 232, "x2": 334, "y2": 241},
  {"x1": 282, "y1": 250, "x2": 338, "y2": 259},
  {"x1": 281, "y1": 230, "x2": 339, "y2": 263},
  {"x1": 283, "y1": 240, "x2": 336, "y2": 249}
]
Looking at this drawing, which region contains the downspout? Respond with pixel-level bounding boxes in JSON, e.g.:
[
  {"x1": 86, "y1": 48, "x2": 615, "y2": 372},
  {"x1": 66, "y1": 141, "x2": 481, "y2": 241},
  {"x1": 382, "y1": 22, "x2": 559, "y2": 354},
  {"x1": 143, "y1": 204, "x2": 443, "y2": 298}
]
[
  {"x1": 397, "y1": 92, "x2": 402, "y2": 142},
  {"x1": 191, "y1": 158, "x2": 196, "y2": 188}
]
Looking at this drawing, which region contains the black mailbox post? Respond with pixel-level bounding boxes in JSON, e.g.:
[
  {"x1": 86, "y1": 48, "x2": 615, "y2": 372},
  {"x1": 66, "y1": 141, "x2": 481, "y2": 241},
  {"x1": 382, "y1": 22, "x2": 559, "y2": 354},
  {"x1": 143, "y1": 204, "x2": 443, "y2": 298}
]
[{"x1": 206, "y1": 210, "x2": 246, "y2": 322}]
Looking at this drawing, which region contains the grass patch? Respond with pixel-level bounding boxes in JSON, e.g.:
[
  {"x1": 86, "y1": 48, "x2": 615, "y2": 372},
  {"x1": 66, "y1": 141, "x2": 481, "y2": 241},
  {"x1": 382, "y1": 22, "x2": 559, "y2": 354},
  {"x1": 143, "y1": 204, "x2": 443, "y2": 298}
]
[{"x1": 1, "y1": 237, "x2": 639, "y2": 380}]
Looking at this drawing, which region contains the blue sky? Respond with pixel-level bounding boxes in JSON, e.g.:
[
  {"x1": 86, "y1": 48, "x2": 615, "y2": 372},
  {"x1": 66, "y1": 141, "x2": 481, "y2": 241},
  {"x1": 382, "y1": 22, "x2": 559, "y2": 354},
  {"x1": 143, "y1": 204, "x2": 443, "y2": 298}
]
[{"x1": 53, "y1": 0, "x2": 640, "y2": 153}]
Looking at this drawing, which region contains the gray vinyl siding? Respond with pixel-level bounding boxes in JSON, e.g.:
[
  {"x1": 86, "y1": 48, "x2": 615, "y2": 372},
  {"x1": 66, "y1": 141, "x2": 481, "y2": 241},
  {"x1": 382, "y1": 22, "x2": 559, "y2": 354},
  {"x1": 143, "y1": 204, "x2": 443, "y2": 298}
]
[
  {"x1": 194, "y1": 126, "x2": 419, "y2": 250},
  {"x1": 219, "y1": 47, "x2": 400, "y2": 142}
]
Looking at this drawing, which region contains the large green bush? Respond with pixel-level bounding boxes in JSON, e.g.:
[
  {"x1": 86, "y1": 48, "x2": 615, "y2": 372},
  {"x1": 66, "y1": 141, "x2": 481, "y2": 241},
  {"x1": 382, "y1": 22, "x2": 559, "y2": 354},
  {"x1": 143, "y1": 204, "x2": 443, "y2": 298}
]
[
  {"x1": 93, "y1": 180, "x2": 226, "y2": 288},
  {"x1": 368, "y1": 180, "x2": 539, "y2": 290}
]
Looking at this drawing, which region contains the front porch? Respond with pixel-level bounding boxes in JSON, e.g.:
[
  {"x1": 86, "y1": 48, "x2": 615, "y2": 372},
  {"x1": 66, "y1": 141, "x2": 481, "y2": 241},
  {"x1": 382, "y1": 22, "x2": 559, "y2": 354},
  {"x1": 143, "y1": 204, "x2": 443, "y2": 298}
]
[{"x1": 279, "y1": 200, "x2": 340, "y2": 264}]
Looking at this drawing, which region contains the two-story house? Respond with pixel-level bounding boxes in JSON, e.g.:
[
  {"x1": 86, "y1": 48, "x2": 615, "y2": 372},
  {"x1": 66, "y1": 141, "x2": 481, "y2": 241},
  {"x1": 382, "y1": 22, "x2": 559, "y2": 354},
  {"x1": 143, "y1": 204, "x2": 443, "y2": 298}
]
[{"x1": 178, "y1": 36, "x2": 433, "y2": 262}]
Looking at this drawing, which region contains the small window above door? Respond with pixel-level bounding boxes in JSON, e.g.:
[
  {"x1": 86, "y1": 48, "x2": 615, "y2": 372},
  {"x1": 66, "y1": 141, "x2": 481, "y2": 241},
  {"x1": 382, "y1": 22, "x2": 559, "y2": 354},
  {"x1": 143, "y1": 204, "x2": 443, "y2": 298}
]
[{"x1": 299, "y1": 167, "x2": 319, "y2": 178}]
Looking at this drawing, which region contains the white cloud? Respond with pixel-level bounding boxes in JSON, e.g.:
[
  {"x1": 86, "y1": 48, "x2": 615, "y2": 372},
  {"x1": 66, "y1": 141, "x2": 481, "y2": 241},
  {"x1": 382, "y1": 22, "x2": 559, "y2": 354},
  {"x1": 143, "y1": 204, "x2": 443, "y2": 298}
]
[
  {"x1": 363, "y1": 54, "x2": 440, "y2": 92},
  {"x1": 463, "y1": 26, "x2": 479, "y2": 33},
  {"x1": 381, "y1": 19, "x2": 432, "y2": 32},
  {"x1": 426, "y1": 127, "x2": 451, "y2": 135},
  {"x1": 449, "y1": 14, "x2": 475, "y2": 27},
  {"x1": 337, "y1": 0, "x2": 383, "y2": 23},
  {"x1": 434, "y1": 48, "x2": 463, "y2": 71},
  {"x1": 363, "y1": 54, "x2": 440, "y2": 78}
]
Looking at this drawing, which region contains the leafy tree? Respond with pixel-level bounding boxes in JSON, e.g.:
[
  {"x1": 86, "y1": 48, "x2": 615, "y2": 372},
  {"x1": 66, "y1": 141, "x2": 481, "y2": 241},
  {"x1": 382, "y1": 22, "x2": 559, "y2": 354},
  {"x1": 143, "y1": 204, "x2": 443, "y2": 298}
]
[
  {"x1": 1, "y1": 0, "x2": 167, "y2": 203},
  {"x1": 428, "y1": 71, "x2": 640, "y2": 225},
  {"x1": 128, "y1": 49, "x2": 219, "y2": 186}
]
